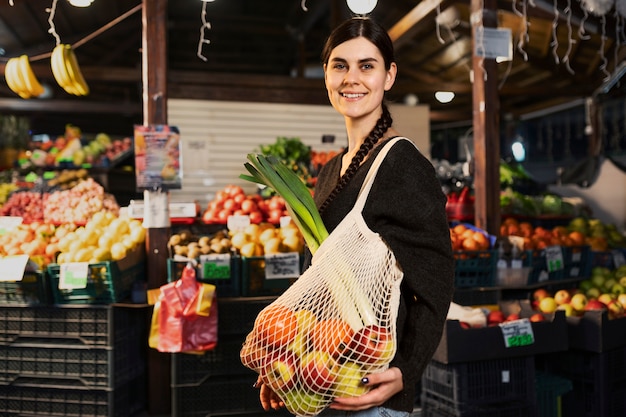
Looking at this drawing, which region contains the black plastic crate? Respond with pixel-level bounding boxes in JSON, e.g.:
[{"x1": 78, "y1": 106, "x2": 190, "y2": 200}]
[
  {"x1": 0, "y1": 372, "x2": 146, "y2": 417},
  {"x1": 452, "y1": 287, "x2": 500, "y2": 306},
  {"x1": 526, "y1": 249, "x2": 565, "y2": 284},
  {"x1": 171, "y1": 335, "x2": 252, "y2": 384},
  {"x1": 0, "y1": 305, "x2": 146, "y2": 348},
  {"x1": 0, "y1": 270, "x2": 51, "y2": 305},
  {"x1": 562, "y1": 246, "x2": 592, "y2": 279},
  {"x1": 217, "y1": 297, "x2": 273, "y2": 336},
  {"x1": 240, "y1": 256, "x2": 301, "y2": 297},
  {"x1": 560, "y1": 377, "x2": 626, "y2": 417},
  {"x1": 167, "y1": 258, "x2": 241, "y2": 298},
  {"x1": 422, "y1": 356, "x2": 536, "y2": 407},
  {"x1": 172, "y1": 374, "x2": 293, "y2": 417},
  {"x1": 538, "y1": 345, "x2": 626, "y2": 385},
  {"x1": 421, "y1": 392, "x2": 538, "y2": 417},
  {"x1": 453, "y1": 250, "x2": 497, "y2": 288},
  {"x1": 535, "y1": 371, "x2": 573, "y2": 417}
]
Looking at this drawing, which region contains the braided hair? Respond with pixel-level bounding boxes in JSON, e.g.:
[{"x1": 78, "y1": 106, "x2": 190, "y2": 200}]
[
  {"x1": 318, "y1": 17, "x2": 396, "y2": 214},
  {"x1": 319, "y1": 104, "x2": 393, "y2": 214}
]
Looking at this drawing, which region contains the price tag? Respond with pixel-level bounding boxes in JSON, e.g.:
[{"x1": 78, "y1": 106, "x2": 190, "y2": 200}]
[
  {"x1": 511, "y1": 259, "x2": 523, "y2": 268},
  {"x1": 499, "y1": 318, "x2": 535, "y2": 348},
  {"x1": 228, "y1": 215, "x2": 250, "y2": 232},
  {"x1": 199, "y1": 253, "x2": 231, "y2": 280},
  {"x1": 279, "y1": 215, "x2": 293, "y2": 228},
  {"x1": 0, "y1": 255, "x2": 29, "y2": 282},
  {"x1": 265, "y1": 252, "x2": 300, "y2": 279},
  {"x1": 544, "y1": 246, "x2": 564, "y2": 272},
  {"x1": 0, "y1": 216, "x2": 23, "y2": 236},
  {"x1": 613, "y1": 250, "x2": 626, "y2": 268},
  {"x1": 59, "y1": 263, "x2": 89, "y2": 290}
]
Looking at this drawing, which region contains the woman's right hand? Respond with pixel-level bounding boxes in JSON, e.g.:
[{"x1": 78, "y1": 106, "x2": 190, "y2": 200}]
[{"x1": 257, "y1": 377, "x2": 285, "y2": 411}]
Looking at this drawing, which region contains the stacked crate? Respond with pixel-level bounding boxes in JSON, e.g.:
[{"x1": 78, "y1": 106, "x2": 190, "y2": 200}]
[
  {"x1": 0, "y1": 305, "x2": 147, "y2": 417},
  {"x1": 170, "y1": 297, "x2": 291, "y2": 417}
]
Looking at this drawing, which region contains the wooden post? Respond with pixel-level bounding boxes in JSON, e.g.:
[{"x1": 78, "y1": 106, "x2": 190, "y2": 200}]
[
  {"x1": 142, "y1": 0, "x2": 171, "y2": 414},
  {"x1": 471, "y1": 0, "x2": 501, "y2": 235}
]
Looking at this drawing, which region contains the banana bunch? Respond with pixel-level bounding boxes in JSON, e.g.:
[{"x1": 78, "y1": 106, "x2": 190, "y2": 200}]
[
  {"x1": 4, "y1": 55, "x2": 45, "y2": 99},
  {"x1": 51, "y1": 44, "x2": 89, "y2": 96}
]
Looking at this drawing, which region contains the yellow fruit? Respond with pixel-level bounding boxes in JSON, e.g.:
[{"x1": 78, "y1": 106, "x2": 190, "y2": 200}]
[
  {"x1": 110, "y1": 242, "x2": 127, "y2": 261},
  {"x1": 240, "y1": 241, "x2": 260, "y2": 257},
  {"x1": 258, "y1": 228, "x2": 277, "y2": 244},
  {"x1": 263, "y1": 237, "x2": 283, "y2": 254},
  {"x1": 231, "y1": 232, "x2": 249, "y2": 249}
]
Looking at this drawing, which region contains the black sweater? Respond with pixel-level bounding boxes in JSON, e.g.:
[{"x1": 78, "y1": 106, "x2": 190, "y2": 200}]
[{"x1": 304, "y1": 137, "x2": 454, "y2": 412}]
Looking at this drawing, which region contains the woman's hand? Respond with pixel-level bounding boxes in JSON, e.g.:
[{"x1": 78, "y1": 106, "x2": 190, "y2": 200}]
[
  {"x1": 329, "y1": 367, "x2": 403, "y2": 411},
  {"x1": 256, "y1": 377, "x2": 285, "y2": 411}
]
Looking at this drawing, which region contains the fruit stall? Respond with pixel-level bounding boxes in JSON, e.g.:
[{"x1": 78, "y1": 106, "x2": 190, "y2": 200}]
[{"x1": 1, "y1": 130, "x2": 626, "y2": 417}]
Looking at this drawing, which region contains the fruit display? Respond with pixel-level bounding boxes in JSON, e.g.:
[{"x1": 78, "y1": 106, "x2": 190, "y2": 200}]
[
  {"x1": 529, "y1": 266, "x2": 626, "y2": 319},
  {"x1": 4, "y1": 54, "x2": 45, "y2": 99},
  {"x1": 0, "y1": 191, "x2": 45, "y2": 223},
  {"x1": 0, "y1": 221, "x2": 76, "y2": 268},
  {"x1": 0, "y1": 182, "x2": 19, "y2": 208},
  {"x1": 449, "y1": 223, "x2": 491, "y2": 252},
  {"x1": 202, "y1": 184, "x2": 289, "y2": 225},
  {"x1": 230, "y1": 221, "x2": 305, "y2": 257},
  {"x1": 50, "y1": 43, "x2": 89, "y2": 96},
  {"x1": 168, "y1": 229, "x2": 232, "y2": 258},
  {"x1": 55, "y1": 212, "x2": 145, "y2": 263}
]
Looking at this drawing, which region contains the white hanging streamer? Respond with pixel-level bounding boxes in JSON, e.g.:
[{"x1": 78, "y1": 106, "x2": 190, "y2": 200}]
[
  {"x1": 197, "y1": 1, "x2": 212, "y2": 62},
  {"x1": 561, "y1": 0, "x2": 576, "y2": 74},
  {"x1": 617, "y1": 0, "x2": 626, "y2": 16},
  {"x1": 550, "y1": 0, "x2": 560, "y2": 64},
  {"x1": 512, "y1": 0, "x2": 529, "y2": 61},
  {"x1": 435, "y1": 3, "x2": 445, "y2": 44},
  {"x1": 301, "y1": 0, "x2": 308, "y2": 12},
  {"x1": 598, "y1": 15, "x2": 611, "y2": 80},
  {"x1": 46, "y1": 0, "x2": 61, "y2": 46},
  {"x1": 9, "y1": 0, "x2": 14, "y2": 6}
]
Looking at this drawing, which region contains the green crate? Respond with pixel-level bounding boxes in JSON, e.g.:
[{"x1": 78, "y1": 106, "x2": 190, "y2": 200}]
[
  {"x1": 167, "y1": 257, "x2": 241, "y2": 297},
  {"x1": 240, "y1": 255, "x2": 301, "y2": 297},
  {"x1": 0, "y1": 270, "x2": 51, "y2": 305},
  {"x1": 454, "y1": 250, "x2": 497, "y2": 288},
  {"x1": 48, "y1": 260, "x2": 145, "y2": 305}
]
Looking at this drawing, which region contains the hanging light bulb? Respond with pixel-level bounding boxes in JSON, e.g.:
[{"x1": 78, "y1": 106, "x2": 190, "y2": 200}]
[
  {"x1": 347, "y1": 0, "x2": 378, "y2": 15},
  {"x1": 68, "y1": 0, "x2": 94, "y2": 6},
  {"x1": 435, "y1": 91, "x2": 455, "y2": 104}
]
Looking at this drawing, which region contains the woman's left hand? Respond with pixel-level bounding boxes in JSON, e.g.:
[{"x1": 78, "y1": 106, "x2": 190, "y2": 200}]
[{"x1": 329, "y1": 366, "x2": 403, "y2": 411}]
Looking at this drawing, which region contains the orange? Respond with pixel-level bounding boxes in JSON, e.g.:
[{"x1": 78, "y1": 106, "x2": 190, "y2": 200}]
[{"x1": 310, "y1": 319, "x2": 354, "y2": 357}]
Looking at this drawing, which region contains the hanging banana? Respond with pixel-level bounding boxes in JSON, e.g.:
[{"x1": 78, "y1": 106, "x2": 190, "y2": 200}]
[
  {"x1": 4, "y1": 57, "x2": 26, "y2": 98},
  {"x1": 50, "y1": 44, "x2": 89, "y2": 96},
  {"x1": 62, "y1": 44, "x2": 89, "y2": 96},
  {"x1": 19, "y1": 55, "x2": 45, "y2": 98}
]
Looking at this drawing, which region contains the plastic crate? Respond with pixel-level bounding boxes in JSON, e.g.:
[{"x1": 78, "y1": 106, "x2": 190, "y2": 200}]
[
  {"x1": 562, "y1": 246, "x2": 592, "y2": 279},
  {"x1": 167, "y1": 257, "x2": 241, "y2": 298},
  {"x1": 0, "y1": 372, "x2": 146, "y2": 417},
  {"x1": 452, "y1": 287, "x2": 500, "y2": 306},
  {"x1": 0, "y1": 270, "x2": 51, "y2": 305},
  {"x1": 217, "y1": 297, "x2": 273, "y2": 336},
  {"x1": 48, "y1": 259, "x2": 145, "y2": 304},
  {"x1": 535, "y1": 372, "x2": 573, "y2": 417},
  {"x1": 421, "y1": 393, "x2": 538, "y2": 417},
  {"x1": 453, "y1": 250, "x2": 497, "y2": 288},
  {"x1": 240, "y1": 255, "x2": 301, "y2": 297},
  {"x1": 526, "y1": 249, "x2": 565, "y2": 284},
  {"x1": 421, "y1": 356, "x2": 536, "y2": 407},
  {"x1": 0, "y1": 305, "x2": 145, "y2": 348}
]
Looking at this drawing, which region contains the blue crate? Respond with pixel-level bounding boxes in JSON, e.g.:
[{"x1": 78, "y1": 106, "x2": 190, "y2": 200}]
[{"x1": 454, "y1": 250, "x2": 497, "y2": 288}]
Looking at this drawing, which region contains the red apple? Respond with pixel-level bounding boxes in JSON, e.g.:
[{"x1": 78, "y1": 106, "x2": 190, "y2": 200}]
[
  {"x1": 459, "y1": 321, "x2": 471, "y2": 329},
  {"x1": 529, "y1": 313, "x2": 546, "y2": 322},
  {"x1": 585, "y1": 299, "x2": 607, "y2": 311},
  {"x1": 606, "y1": 300, "x2": 625, "y2": 319},
  {"x1": 505, "y1": 313, "x2": 521, "y2": 322},
  {"x1": 347, "y1": 325, "x2": 395, "y2": 365},
  {"x1": 299, "y1": 350, "x2": 337, "y2": 393},
  {"x1": 262, "y1": 351, "x2": 298, "y2": 392},
  {"x1": 533, "y1": 288, "x2": 551, "y2": 302},
  {"x1": 487, "y1": 310, "x2": 505, "y2": 326},
  {"x1": 554, "y1": 289, "x2": 572, "y2": 305},
  {"x1": 598, "y1": 293, "x2": 615, "y2": 306}
]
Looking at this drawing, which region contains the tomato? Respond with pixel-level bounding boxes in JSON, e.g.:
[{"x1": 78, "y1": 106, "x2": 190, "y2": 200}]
[
  {"x1": 241, "y1": 199, "x2": 258, "y2": 214},
  {"x1": 223, "y1": 198, "x2": 240, "y2": 212},
  {"x1": 249, "y1": 210, "x2": 263, "y2": 224}
]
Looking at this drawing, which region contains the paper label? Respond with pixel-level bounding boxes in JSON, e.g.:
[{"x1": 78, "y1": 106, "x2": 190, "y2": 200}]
[
  {"x1": 228, "y1": 215, "x2": 250, "y2": 232},
  {"x1": 0, "y1": 216, "x2": 23, "y2": 236},
  {"x1": 0, "y1": 255, "x2": 29, "y2": 282},
  {"x1": 613, "y1": 250, "x2": 626, "y2": 267},
  {"x1": 499, "y1": 318, "x2": 535, "y2": 348},
  {"x1": 59, "y1": 262, "x2": 89, "y2": 290},
  {"x1": 544, "y1": 246, "x2": 564, "y2": 272},
  {"x1": 265, "y1": 252, "x2": 300, "y2": 279},
  {"x1": 199, "y1": 254, "x2": 231, "y2": 280}
]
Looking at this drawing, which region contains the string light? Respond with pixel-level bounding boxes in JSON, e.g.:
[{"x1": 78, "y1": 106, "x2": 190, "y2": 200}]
[
  {"x1": 435, "y1": 91, "x2": 455, "y2": 103},
  {"x1": 346, "y1": 0, "x2": 378, "y2": 15},
  {"x1": 68, "y1": 0, "x2": 94, "y2": 7}
]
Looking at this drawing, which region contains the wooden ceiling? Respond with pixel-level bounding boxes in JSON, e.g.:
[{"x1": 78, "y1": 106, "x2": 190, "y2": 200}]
[{"x1": 0, "y1": 0, "x2": 625, "y2": 132}]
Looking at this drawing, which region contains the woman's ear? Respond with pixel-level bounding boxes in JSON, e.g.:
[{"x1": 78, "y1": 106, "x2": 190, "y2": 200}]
[{"x1": 384, "y1": 62, "x2": 398, "y2": 91}]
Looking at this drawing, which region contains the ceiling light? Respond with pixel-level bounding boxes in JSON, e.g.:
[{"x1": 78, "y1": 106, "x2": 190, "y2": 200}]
[
  {"x1": 346, "y1": 0, "x2": 377, "y2": 15},
  {"x1": 68, "y1": 0, "x2": 94, "y2": 7},
  {"x1": 435, "y1": 91, "x2": 455, "y2": 104}
]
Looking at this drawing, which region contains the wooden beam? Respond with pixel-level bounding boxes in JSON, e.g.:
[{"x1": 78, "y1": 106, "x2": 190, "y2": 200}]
[
  {"x1": 471, "y1": 0, "x2": 501, "y2": 235},
  {"x1": 388, "y1": 0, "x2": 444, "y2": 44}
]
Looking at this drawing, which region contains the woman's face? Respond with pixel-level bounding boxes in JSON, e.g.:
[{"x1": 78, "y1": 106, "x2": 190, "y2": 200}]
[{"x1": 324, "y1": 36, "x2": 396, "y2": 122}]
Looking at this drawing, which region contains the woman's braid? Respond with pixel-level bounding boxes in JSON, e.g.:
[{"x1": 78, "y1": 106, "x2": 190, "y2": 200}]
[{"x1": 319, "y1": 104, "x2": 393, "y2": 214}]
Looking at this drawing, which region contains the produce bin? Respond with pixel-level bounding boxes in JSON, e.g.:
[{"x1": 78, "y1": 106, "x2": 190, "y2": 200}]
[
  {"x1": 561, "y1": 245, "x2": 592, "y2": 279},
  {"x1": 526, "y1": 248, "x2": 565, "y2": 284},
  {"x1": 432, "y1": 300, "x2": 568, "y2": 363},
  {"x1": 167, "y1": 257, "x2": 241, "y2": 298},
  {"x1": 0, "y1": 270, "x2": 51, "y2": 305},
  {"x1": 240, "y1": 254, "x2": 302, "y2": 297},
  {"x1": 565, "y1": 310, "x2": 626, "y2": 352},
  {"x1": 453, "y1": 250, "x2": 497, "y2": 288},
  {"x1": 47, "y1": 248, "x2": 145, "y2": 304}
]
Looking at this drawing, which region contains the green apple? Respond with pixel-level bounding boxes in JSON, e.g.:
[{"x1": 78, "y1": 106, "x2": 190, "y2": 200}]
[
  {"x1": 282, "y1": 389, "x2": 328, "y2": 417},
  {"x1": 591, "y1": 274, "x2": 606, "y2": 289},
  {"x1": 619, "y1": 276, "x2": 626, "y2": 287},
  {"x1": 332, "y1": 361, "x2": 369, "y2": 398},
  {"x1": 586, "y1": 287, "x2": 601, "y2": 300},
  {"x1": 603, "y1": 278, "x2": 617, "y2": 292},
  {"x1": 612, "y1": 283, "x2": 626, "y2": 296}
]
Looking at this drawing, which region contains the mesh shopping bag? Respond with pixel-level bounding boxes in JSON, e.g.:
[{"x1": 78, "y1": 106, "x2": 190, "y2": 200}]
[{"x1": 240, "y1": 138, "x2": 408, "y2": 416}]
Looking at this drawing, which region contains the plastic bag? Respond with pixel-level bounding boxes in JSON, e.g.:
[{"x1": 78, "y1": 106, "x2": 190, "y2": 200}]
[
  {"x1": 149, "y1": 263, "x2": 218, "y2": 353},
  {"x1": 240, "y1": 138, "x2": 408, "y2": 416}
]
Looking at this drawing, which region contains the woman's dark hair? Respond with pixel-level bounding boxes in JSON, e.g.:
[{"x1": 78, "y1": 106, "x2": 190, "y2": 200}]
[{"x1": 318, "y1": 18, "x2": 395, "y2": 214}]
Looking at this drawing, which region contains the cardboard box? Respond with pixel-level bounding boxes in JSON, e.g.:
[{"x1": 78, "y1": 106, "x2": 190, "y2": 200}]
[
  {"x1": 566, "y1": 310, "x2": 626, "y2": 352},
  {"x1": 432, "y1": 300, "x2": 568, "y2": 363}
]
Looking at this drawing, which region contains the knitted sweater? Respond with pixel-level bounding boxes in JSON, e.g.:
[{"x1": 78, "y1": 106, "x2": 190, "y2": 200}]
[{"x1": 304, "y1": 137, "x2": 454, "y2": 412}]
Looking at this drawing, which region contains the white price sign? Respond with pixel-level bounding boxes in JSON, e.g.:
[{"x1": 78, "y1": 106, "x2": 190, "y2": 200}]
[
  {"x1": 199, "y1": 253, "x2": 232, "y2": 280},
  {"x1": 544, "y1": 246, "x2": 564, "y2": 272},
  {"x1": 499, "y1": 318, "x2": 535, "y2": 348},
  {"x1": 265, "y1": 252, "x2": 300, "y2": 279},
  {"x1": 0, "y1": 255, "x2": 29, "y2": 282},
  {"x1": 59, "y1": 262, "x2": 89, "y2": 290}
]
